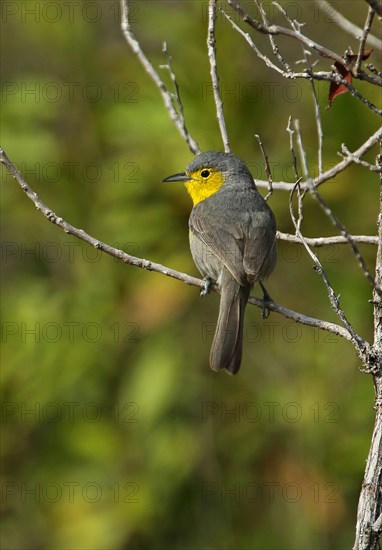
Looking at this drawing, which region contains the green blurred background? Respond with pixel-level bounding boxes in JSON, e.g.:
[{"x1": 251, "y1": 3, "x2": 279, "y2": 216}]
[{"x1": 1, "y1": 1, "x2": 380, "y2": 548}]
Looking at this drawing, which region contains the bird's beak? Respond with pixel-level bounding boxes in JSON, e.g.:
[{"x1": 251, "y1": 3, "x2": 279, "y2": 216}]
[{"x1": 162, "y1": 171, "x2": 191, "y2": 183}]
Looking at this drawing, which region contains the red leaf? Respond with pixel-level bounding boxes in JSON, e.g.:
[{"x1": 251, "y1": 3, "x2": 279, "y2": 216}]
[
  {"x1": 326, "y1": 49, "x2": 373, "y2": 109},
  {"x1": 327, "y1": 63, "x2": 352, "y2": 108},
  {"x1": 358, "y1": 48, "x2": 373, "y2": 62}
]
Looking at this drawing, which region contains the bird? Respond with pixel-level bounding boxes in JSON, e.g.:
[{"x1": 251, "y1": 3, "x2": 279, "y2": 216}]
[{"x1": 163, "y1": 151, "x2": 276, "y2": 375}]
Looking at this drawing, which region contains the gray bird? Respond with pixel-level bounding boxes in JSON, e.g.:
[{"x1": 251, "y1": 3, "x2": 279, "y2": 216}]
[{"x1": 163, "y1": 151, "x2": 276, "y2": 375}]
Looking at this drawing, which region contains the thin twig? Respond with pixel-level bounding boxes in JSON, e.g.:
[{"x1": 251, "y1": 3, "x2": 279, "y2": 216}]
[
  {"x1": 282, "y1": 6, "x2": 324, "y2": 177},
  {"x1": 228, "y1": 0, "x2": 345, "y2": 64},
  {"x1": 120, "y1": 0, "x2": 200, "y2": 155},
  {"x1": 294, "y1": 120, "x2": 381, "y2": 298},
  {"x1": 366, "y1": 64, "x2": 382, "y2": 77},
  {"x1": 314, "y1": 128, "x2": 382, "y2": 187},
  {"x1": 207, "y1": 0, "x2": 230, "y2": 152},
  {"x1": 330, "y1": 63, "x2": 382, "y2": 117},
  {"x1": 355, "y1": 7, "x2": 375, "y2": 76},
  {"x1": 354, "y1": 68, "x2": 382, "y2": 88},
  {"x1": 286, "y1": 117, "x2": 299, "y2": 182},
  {"x1": 228, "y1": 0, "x2": 382, "y2": 87},
  {"x1": 293, "y1": 17, "x2": 324, "y2": 176},
  {"x1": 255, "y1": 134, "x2": 273, "y2": 200},
  {"x1": 248, "y1": 294, "x2": 353, "y2": 341},
  {"x1": 221, "y1": 8, "x2": 382, "y2": 116},
  {"x1": 289, "y1": 179, "x2": 367, "y2": 357},
  {"x1": 255, "y1": 0, "x2": 291, "y2": 72},
  {"x1": 286, "y1": 118, "x2": 306, "y2": 231},
  {"x1": 254, "y1": 127, "x2": 382, "y2": 191},
  {"x1": 273, "y1": 1, "x2": 299, "y2": 27},
  {"x1": 221, "y1": 7, "x2": 289, "y2": 76},
  {"x1": 289, "y1": 124, "x2": 381, "y2": 344},
  {"x1": 340, "y1": 145, "x2": 382, "y2": 172},
  {"x1": 160, "y1": 42, "x2": 187, "y2": 133},
  {"x1": 277, "y1": 232, "x2": 378, "y2": 246},
  {"x1": 318, "y1": 0, "x2": 381, "y2": 49},
  {"x1": 310, "y1": 71, "x2": 324, "y2": 176}
]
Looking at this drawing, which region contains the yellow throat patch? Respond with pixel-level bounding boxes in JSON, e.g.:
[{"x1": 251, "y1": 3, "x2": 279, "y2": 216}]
[{"x1": 184, "y1": 167, "x2": 224, "y2": 206}]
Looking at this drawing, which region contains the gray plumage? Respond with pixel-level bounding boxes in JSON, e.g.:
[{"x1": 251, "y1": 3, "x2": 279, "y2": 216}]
[{"x1": 188, "y1": 151, "x2": 276, "y2": 375}]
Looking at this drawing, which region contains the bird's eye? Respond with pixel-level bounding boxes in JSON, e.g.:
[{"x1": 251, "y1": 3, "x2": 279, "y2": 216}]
[{"x1": 201, "y1": 169, "x2": 210, "y2": 178}]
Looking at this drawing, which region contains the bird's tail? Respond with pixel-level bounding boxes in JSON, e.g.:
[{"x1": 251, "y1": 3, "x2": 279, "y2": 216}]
[{"x1": 210, "y1": 272, "x2": 250, "y2": 375}]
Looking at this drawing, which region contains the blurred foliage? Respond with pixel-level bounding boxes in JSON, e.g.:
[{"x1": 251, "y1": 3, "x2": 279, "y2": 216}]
[{"x1": 1, "y1": 1, "x2": 380, "y2": 549}]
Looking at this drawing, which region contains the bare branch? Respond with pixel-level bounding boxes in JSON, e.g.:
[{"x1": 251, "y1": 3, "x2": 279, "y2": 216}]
[
  {"x1": 228, "y1": 0, "x2": 382, "y2": 88},
  {"x1": 352, "y1": 152, "x2": 382, "y2": 549},
  {"x1": 367, "y1": 64, "x2": 382, "y2": 77},
  {"x1": 286, "y1": 15, "x2": 324, "y2": 175},
  {"x1": 314, "y1": 128, "x2": 382, "y2": 186},
  {"x1": 207, "y1": 0, "x2": 230, "y2": 152},
  {"x1": 292, "y1": 124, "x2": 371, "y2": 354},
  {"x1": 249, "y1": 294, "x2": 354, "y2": 342},
  {"x1": 294, "y1": 120, "x2": 381, "y2": 297},
  {"x1": 286, "y1": 117, "x2": 300, "y2": 181},
  {"x1": 255, "y1": 134, "x2": 273, "y2": 200},
  {"x1": 117, "y1": 3, "x2": 380, "y2": 545},
  {"x1": 372, "y1": 512, "x2": 382, "y2": 533},
  {"x1": 0, "y1": 149, "x2": 202, "y2": 288},
  {"x1": 280, "y1": 5, "x2": 324, "y2": 177},
  {"x1": 120, "y1": 0, "x2": 200, "y2": 155},
  {"x1": 277, "y1": 232, "x2": 378, "y2": 246},
  {"x1": 221, "y1": 7, "x2": 382, "y2": 115},
  {"x1": 318, "y1": 0, "x2": 381, "y2": 49},
  {"x1": 308, "y1": 186, "x2": 378, "y2": 295},
  {"x1": 254, "y1": 127, "x2": 382, "y2": 191},
  {"x1": 355, "y1": 7, "x2": 375, "y2": 76},
  {"x1": 372, "y1": 151, "x2": 382, "y2": 357},
  {"x1": 221, "y1": 7, "x2": 292, "y2": 76},
  {"x1": 330, "y1": 64, "x2": 381, "y2": 116},
  {"x1": 354, "y1": 68, "x2": 382, "y2": 88},
  {"x1": 353, "y1": 380, "x2": 382, "y2": 549},
  {"x1": 340, "y1": 144, "x2": 382, "y2": 172},
  {"x1": 160, "y1": 42, "x2": 188, "y2": 136},
  {"x1": 310, "y1": 74, "x2": 324, "y2": 176},
  {"x1": 270, "y1": 4, "x2": 325, "y2": 176},
  {"x1": 286, "y1": 118, "x2": 306, "y2": 230},
  {"x1": 1, "y1": 147, "x2": 355, "y2": 343},
  {"x1": 289, "y1": 180, "x2": 367, "y2": 357},
  {"x1": 255, "y1": 0, "x2": 291, "y2": 71},
  {"x1": 228, "y1": 0, "x2": 345, "y2": 64}
]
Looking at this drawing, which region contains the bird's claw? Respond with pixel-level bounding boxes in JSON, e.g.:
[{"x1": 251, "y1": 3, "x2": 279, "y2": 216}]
[
  {"x1": 260, "y1": 281, "x2": 272, "y2": 319},
  {"x1": 200, "y1": 276, "x2": 212, "y2": 297}
]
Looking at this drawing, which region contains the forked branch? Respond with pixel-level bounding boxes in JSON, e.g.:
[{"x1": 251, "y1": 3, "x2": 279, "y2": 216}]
[
  {"x1": 120, "y1": 0, "x2": 200, "y2": 155},
  {"x1": 0, "y1": 147, "x2": 356, "y2": 343}
]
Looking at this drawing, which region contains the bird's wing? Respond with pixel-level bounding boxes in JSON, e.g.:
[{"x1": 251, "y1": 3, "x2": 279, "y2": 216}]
[
  {"x1": 243, "y1": 214, "x2": 276, "y2": 281},
  {"x1": 190, "y1": 215, "x2": 247, "y2": 285}
]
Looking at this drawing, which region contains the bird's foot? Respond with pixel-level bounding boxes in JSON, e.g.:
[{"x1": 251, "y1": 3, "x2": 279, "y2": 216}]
[
  {"x1": 259, "y1": 281, "x2": 272, "y2": 319},
  {"x1": 200, "y1": 276, "x2": 212, "y2": 297}
]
